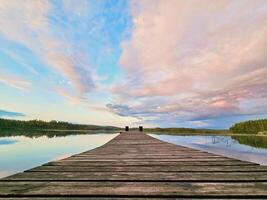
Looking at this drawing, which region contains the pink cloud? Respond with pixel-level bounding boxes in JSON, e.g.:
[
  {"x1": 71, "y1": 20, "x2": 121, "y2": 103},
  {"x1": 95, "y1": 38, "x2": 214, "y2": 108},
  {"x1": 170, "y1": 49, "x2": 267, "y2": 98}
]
[
  {"x1": 0, "y1": 0, "x2": 95, "y2": 96},
  {"x1": 0, "y1": 71, "x2": 31, "y2": 91},
  {"x1": 109, "y1": 0, "x2": 267, "y2": 127}
]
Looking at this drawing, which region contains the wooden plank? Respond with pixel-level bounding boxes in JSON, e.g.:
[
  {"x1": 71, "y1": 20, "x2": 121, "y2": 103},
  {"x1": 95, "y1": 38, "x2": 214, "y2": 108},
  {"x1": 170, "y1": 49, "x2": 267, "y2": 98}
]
[
  {"x1": 4, "y1": 171, "x2": 267, "y2": 181},
  {"x1": 0, "y1": 181, "x2": 267, "y2": 196},
  {"x1": 66, "y1": 154, "x2": 231, "y2": 159},
  {"x1": 0, "y1": 198, "x2": 265, "y2": 200},
  {"x1": 45, "y1": 160, "x2": 256, "y2": 166},
  {"x1": 85, "y1": 148, "x2": 204, "y2": 152},
  {"x1": 28, "y1": 165, "x2": 267, "y2": 172},
  {"x1": 61, "y1": 158, "x2": 235, "y2": 162},
  {"x1": 77, "y1": 154, "x2": 224, "y2": 158}
]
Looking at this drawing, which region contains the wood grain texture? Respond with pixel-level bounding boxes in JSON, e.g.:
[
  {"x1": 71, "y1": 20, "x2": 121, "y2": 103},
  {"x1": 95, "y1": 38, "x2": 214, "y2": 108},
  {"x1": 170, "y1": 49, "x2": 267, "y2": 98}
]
[{"x1": 1, "y1": 131, "x2": 267, "y2": 199}]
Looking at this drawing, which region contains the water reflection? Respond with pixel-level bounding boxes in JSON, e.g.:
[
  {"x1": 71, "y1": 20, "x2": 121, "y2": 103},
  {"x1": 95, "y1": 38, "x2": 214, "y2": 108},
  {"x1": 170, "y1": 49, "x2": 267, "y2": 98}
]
[
  {"x1": 232, "y1": 135, "x2": 267, "y2": 149},
  {"x1": 211, "y1": 136, "x2": 238, "y2": 147},
  {"x1": 151, "y1": 134, "x2": 267, "y2": 166},
  {"x1": 0, "y1": 129, "x2": 117, "y2": 138},
  {"x1": 0, "y1": 139, "x2": 17, "y2": 145},
  {"x1": 0, "y1": 132, "x2": 118, "y2": 178}
]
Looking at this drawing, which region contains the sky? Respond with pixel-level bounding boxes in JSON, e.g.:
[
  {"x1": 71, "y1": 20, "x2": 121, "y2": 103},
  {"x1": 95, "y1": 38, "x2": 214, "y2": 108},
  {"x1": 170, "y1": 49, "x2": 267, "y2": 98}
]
[{"x1": 0, "y1": 0, "x2": 267, "y2": 129}]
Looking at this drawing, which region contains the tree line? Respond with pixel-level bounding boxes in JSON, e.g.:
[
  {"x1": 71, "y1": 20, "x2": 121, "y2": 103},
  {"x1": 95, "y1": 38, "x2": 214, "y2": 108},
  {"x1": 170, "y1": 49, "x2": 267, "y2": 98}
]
[
  {"x1": 230, "y1": 119, "x2": 267, "y2": 134},
  {"x1": 145, "y1": 127, "x2": 228, "y2": 134},
  {"x1": 0, "y1": 118, "x2": 119, "y2": 131}
]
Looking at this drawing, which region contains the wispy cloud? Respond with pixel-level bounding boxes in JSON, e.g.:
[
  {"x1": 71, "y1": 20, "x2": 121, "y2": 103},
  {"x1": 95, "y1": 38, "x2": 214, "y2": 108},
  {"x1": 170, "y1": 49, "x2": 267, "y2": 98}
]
[
  {"x1": 55, "y1": 87, "x2": 86, "y2": 106},
  {"x1": 108, "y1": 0, "x2": 267, "y2": 127},
  {"x1": 0, "y1": 109, "x2": 25, "y2": 118},
  {"x1": 0, "y1": 72, "x2": 31, "y2": 91},
  {"x1": 0, "y1": 0, "x2": 95, "y2": 96}
]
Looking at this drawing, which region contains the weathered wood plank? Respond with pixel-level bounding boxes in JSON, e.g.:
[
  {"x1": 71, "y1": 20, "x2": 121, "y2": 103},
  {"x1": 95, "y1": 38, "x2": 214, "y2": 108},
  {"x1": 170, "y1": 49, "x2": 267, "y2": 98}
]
[
  {"x1": 0, "y1": 196, "x2": 264, "y2": 200},
  {"x1": 73, "y1": 154, "x2": 224, "y2": 157},
  {"x1": 45, "y1": 160, "x2": 256, "y2": 166},
  {"x1": 27, "y1": 165, "x2": 267, "y2": 172},
  {"x1": 60, "y1": 158, "x2": 235, "y2": 162},
  {"x1": 4, "y1": 171, "x2": 267, "y2": 181},
  {"x1": 0, "y1": 181, "x2": 267, "y2": 196}
]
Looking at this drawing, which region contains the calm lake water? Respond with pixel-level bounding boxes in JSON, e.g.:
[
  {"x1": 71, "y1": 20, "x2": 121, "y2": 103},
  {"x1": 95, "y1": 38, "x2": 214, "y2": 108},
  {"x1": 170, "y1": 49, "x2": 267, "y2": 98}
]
[
  {"x1": 0, "y1": 133, "x2": 118, "y2": 178},
  {"x1": 1, "y1": 132, "x2": 267, "y2": 179},
  {"x1": 151, "y1": 134, "x2": 267, "y2": 166}
]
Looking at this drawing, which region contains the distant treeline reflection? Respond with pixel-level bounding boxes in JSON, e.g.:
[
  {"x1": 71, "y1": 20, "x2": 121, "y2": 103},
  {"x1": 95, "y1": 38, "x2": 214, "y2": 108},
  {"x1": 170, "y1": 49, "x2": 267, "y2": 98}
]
[
  {"x1": 232, "y1": 135, "x2": 267, "y2": 149},
  {"x1": 0, "y1": 129, "x2": 117, "y2": 138}
]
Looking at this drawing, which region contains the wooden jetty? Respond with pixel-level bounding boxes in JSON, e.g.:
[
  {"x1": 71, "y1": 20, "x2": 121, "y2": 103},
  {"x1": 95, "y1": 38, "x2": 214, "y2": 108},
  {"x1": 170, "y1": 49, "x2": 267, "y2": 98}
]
[{"x1": 1, "y1": 131, "x2": 267, "y2": 199}]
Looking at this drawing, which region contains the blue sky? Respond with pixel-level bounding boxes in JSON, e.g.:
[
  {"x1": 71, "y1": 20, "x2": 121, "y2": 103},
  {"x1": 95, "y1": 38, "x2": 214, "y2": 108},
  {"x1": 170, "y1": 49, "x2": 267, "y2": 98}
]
[{"x1": 1, "y1": 0, "x2": 267, "y2": 128}]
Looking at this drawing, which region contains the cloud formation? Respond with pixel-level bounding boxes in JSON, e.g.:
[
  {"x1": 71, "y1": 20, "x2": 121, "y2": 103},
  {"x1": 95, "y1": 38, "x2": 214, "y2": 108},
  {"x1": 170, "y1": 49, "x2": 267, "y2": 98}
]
[
  {"x1": 109, "y1": 0, "x2": 267, "y2": 127},
  {"x1": 0, "y1": 0, "x2": 95, "y2": 96},
  {"x1": 1, "y1": 0, "x2": 266, "y2": 128},
  {"x1": 0, "y1": 71, "x2": 31, "y2": 91}
]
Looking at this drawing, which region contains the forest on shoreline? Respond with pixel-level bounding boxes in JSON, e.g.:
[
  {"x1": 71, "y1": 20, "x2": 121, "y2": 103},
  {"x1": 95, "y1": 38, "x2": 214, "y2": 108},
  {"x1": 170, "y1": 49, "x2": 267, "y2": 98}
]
[
  {"x1": 0, "y1": 118, "x2": 120, "y2": 132},
  {"x1": 1, "y1": 118, "x2": 267, "y2": 136},
  {"x1": 144, "y1": 127, "x2": 228, "y2": 135},
  {"x1": 230, "y1": 119, "x2": 267, "y2": 135},
  {"x1": 146, "y1": 119, "x2": 267, "y2": 135}
]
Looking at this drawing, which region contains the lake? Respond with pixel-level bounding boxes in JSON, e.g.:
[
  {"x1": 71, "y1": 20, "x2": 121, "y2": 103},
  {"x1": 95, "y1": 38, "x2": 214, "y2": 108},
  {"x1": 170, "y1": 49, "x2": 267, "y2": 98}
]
[
  {"x1": 1, "y1": 132, "x2": 267, "y2": 179},
  {"x1": 0, "y1": 132, "x2": 118, "y2": 178},
  {"x1": 151, "y1": 134, "x2": 267, "y2": 166}
]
